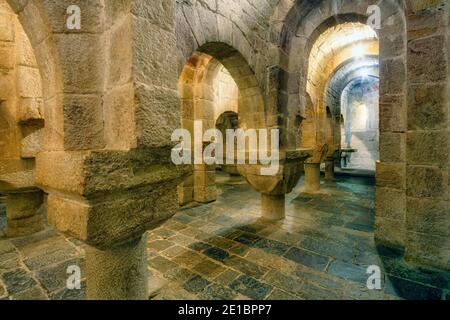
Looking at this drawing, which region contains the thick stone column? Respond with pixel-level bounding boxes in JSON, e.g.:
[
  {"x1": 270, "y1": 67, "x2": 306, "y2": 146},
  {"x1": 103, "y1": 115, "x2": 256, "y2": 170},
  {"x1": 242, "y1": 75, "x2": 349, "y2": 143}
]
[
  {"x1": 239, "y1": 150, "x2": 311, "y2": 221},
  {"x1": 86, "y1": 234, "x2": 148, "y2": 300},
  {"x1": 5, "y1": 191, "x2": 44, "y2": 237},
  {"x1": 193, "y1": 165, "x2": 217, "y2": 203},
  {"x1": 304, "y1": 163, "x2": 321, "y2": 192},
  {"x1": 325, "y1": 159, "x2": 335, "y2": 181},
  {"x1": 261, "y1": 194, "x2": 285, "y2": 220}
]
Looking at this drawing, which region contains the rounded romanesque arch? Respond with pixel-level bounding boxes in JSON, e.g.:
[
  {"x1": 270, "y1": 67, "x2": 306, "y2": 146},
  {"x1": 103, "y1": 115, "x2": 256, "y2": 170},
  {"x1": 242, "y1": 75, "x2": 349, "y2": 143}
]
[
  {"x1": 6, "y1": 0, "x2": 63, "y2": 150},
  {"x1": 178, "y1": 42, "x2": 266, "y2": 205},
  {"x1": 273, "y1": 0, "x2": 410, "y2": 256}
]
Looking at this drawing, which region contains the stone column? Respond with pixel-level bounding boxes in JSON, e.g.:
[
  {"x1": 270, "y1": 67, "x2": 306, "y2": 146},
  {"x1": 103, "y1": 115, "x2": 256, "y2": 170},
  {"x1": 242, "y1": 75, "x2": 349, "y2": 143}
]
[
  {"x1": 304, "y1": 163, "x2": 321, "y2": 192},
  {"x1": 194, "y1": 165, "x2": 217, "y2": 203},
  {"x1": 5, "y1": 190, "x2": 44, "y2": 237},
  {"x1": 261, "y1": 194, "x2": 285, "y2": 220},
  {"x1": 86, "y1": 234, "x2": 148, "y2": 300},
  {"x1": 325, "y1": 159, "x2": 335, "y2": 181}
]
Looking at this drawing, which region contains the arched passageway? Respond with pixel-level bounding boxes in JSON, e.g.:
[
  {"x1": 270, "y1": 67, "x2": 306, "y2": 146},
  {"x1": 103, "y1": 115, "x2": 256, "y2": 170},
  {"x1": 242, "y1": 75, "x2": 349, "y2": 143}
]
[{"x1": 177, "y1": 43, "x2": 266, "y2": 205}]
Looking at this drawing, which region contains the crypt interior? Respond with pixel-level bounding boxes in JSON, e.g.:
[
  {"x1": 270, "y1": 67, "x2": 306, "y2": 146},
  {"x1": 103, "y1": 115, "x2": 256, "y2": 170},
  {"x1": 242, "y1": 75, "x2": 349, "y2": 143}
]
[{"x1": 0, "y1": 0, "x2": 449, "y2": 300}]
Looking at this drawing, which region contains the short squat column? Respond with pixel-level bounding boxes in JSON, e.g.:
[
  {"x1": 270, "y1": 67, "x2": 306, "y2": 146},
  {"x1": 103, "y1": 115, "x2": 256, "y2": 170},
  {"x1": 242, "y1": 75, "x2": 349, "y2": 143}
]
[
  {"x1": 86, "y1": 234, "x2": 148, "y2": 300},
  {"x1": 325, "y1": 160, "x2": 335, "y2": 181},
  {"x1": 261, "y1": 194, "x2": 285, "y2": 221},
  {"x1": 5, "y1": 191, "x2": 44, "y2": 237},
  {"x1": 304, "y1": 163, "x2": 321, "y2": 193}
]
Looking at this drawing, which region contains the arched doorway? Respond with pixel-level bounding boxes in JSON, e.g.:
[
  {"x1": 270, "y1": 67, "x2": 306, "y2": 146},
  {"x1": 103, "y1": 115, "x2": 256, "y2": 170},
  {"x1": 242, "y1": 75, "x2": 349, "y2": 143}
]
[{"x1": 177, "y1": 43, "x2": 266, "y2": 206}]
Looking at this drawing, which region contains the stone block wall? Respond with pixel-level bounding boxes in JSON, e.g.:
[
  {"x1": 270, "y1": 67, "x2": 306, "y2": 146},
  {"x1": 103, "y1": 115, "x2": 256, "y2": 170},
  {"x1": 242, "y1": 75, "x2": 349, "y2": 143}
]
[{"x1": 403, "y1": 0, "x2": 450, "y2": 269}]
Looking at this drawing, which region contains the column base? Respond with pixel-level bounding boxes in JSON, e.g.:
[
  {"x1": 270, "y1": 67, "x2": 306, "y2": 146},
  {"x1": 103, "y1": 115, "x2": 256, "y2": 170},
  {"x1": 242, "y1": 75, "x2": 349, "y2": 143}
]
[
  {"x1": 5, "y1": 191, "x2": 44, "y2": 238},
  {"x1": 325, "y1": 160, "x2": 335, "y2": 181},
  {"x1": 304, "y1": 163, "x2": 321, "y2": 193},
  {"x1": 86, "y1": 234, "x2": 148, "y2": 300},
  {"x1": 261, "y1": 194, "x2": 285, "y2": 221}
]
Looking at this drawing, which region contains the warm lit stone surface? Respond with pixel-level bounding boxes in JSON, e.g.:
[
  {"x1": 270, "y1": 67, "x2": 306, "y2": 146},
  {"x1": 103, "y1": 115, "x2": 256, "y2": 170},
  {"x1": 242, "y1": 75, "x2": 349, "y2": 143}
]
[{"x1": 1, "y1": 172, "x2": 448, "y2": 300}]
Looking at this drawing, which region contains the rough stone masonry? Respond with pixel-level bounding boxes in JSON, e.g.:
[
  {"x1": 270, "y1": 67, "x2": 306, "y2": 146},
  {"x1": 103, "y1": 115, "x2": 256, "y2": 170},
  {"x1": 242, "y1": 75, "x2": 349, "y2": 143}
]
[{"x1": 0, "y1": 0, "x2": 449, "y2": 300}]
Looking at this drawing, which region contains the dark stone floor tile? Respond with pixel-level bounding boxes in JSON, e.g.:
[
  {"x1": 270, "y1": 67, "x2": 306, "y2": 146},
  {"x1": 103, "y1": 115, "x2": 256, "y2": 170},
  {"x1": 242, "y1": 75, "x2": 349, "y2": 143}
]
[
  {"x1": 224, "y1": 255, "x2": 268, "y2": 279},
  {"x1": 207, "y1": 237, "x2": 236, "y2": 250},
  {"x1": 204, "y1": 247, "x2": 230, "y2": 262},
  {"x1": 237, "y1": 223, "x2": 266, "y2": 234},
  {"x1": 183, "y1": 275, "x2": 211, "y2": 294},
  {"x1": 327, "y1": 260, "x2": 368, "y2": 284},
  {"x1": 299, "y1": 237, "x2": 356, "y2": 263},
  {"x1": 344, "y1": 222, "x2": 374, "y2": 233},
  {"x1": 253, "y1": 238, "x2": 290, "y2": 256},
  {"x1": 172, "y1": 214, "x2": 194, "y2": 225},
  {"x1": 284, "y1": 247, "x2": 330, "y2": 271},
  {"x1": 189, "y1": 242, "x2": 212, "y2": 252},
  {"x1": 2, "y1": 269, "x2": 38, "y2": 295},
  {"x1": 217, "y1": 229, "x2": 244, "y2": 240},
  {"x1": 385, "y1": 276, "x2": 443, "y2": 300},
  {"x1": 229, "y1": 275, "x2": 272, "y2": 300},
  {"x1": 36, "y1": 258, "x2": 84, "y2": 293},
  {"x1": 49, "y1": 281, "x2": 86, "y2": 300},
  {"x1": 24, "y1": 248, "x2": 78, "y2": 271},
  {"x1": 233, "y1": 232, "x2": 262, "y2": 245},
  {"x1": 202, "y1": 283, "x2": 237, "y2": 300},
  {"x1": 263, "y1": 270, "x2": 303, "y2": 296},
  {"x1": 228, "y1": 243, "x2": 249, "y2": 256}
]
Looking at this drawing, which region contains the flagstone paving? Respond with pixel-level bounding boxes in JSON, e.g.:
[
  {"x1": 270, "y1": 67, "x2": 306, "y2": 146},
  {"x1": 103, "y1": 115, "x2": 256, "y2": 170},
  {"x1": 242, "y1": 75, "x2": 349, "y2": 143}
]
[{"x1": 0, "y1": 172, "x2": 449, "y2": 300}]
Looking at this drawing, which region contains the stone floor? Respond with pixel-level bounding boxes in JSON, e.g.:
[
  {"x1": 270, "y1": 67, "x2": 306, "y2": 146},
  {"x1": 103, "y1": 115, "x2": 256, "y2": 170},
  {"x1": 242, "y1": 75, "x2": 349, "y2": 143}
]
[{"x1": 0, "y1": 172, "x2": 449, "y2": 300}]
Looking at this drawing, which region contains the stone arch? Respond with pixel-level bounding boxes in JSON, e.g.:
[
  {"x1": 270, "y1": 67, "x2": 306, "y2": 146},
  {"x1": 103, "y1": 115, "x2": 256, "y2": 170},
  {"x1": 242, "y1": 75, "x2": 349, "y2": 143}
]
[
  {"x1": 5, "y1": 0, "x2": 63, "y2": 151},
  {"x1": 272, "y1": 0, "x2": 405, "y2": 150},
  {"x1": 180, "y1": 42, "x2": 266, "y2": 130},
  {"x1": 178, "y1": 42, "x2": 266, "y2": 205},
  {"x1": 325, "y1": 56, "x2": 380, "y2": 116},
  {"x1": 275, "y1": 0, "x2": 407, "y2": 214}
]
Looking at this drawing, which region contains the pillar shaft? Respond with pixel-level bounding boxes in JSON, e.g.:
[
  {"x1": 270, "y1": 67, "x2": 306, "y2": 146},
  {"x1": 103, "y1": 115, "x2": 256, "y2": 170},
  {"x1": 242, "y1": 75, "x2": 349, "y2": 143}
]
[
  {"x1": 325, "y1": 160, "x2": 335, "y2": 181},
  {"x1": 86, "y1": 234, "x2": 148, "y2": 300},
  {"x1": 304, "y1": 163, "x2": 321, "y2": 192},
  {"x1": 5, "y1": 191, "x2": 44, "y2": 237},
  {"x1": 261, "y1": 194, "x2": 285, "y2": 220}
]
